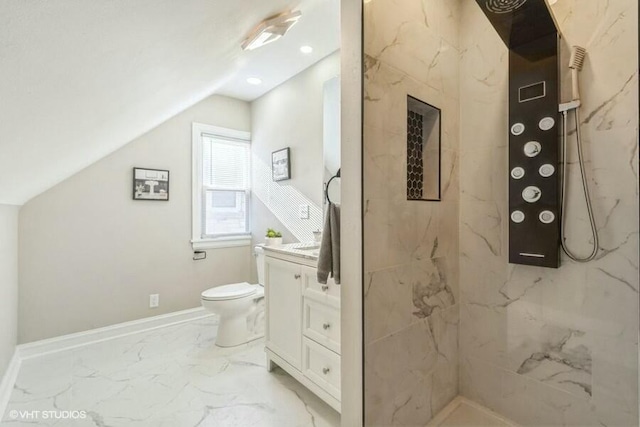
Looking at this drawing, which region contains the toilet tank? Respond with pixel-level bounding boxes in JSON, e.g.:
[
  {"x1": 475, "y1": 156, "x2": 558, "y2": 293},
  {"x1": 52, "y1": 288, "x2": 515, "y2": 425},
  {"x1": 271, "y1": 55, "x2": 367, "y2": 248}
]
[{"x1": 254, "y1": 246, "x2": 266, "y2": 285}]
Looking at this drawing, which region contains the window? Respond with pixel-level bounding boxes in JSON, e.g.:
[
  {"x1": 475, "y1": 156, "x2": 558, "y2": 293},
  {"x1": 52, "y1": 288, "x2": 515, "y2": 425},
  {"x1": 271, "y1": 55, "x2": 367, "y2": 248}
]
[{"x1": 192, "y1": 123, "x2": 251, "y2": 249}]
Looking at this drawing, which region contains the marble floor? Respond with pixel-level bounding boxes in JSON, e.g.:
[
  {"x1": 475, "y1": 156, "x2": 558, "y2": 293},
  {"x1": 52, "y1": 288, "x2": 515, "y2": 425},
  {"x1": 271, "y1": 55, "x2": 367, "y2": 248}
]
[
  {"x1": 428, "y1": 397, "x2": 517, "y2": 427},
  {"x1": 1, "y1": 316, "x2": 340, "y2": 426}
]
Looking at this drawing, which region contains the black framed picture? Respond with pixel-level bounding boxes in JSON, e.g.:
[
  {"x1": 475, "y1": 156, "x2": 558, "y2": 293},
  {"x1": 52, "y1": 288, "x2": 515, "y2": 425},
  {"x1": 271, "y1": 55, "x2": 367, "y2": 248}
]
[
  {"x1": 133, "y1": 167, "x2": 169, "y2": 201},
  {"x1": 272, "y1": 147, "x2": 291, "y2": 181}
]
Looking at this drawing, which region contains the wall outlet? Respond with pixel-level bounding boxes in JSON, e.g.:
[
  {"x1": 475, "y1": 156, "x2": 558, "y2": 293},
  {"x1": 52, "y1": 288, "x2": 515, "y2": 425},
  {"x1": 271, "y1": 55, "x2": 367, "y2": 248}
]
[
  {"x1": 299, "y1": 204, "x2": 309, "y2": 219},
  {"x1": 149, "y1": 294, "x2": 159, "y2": 308}
]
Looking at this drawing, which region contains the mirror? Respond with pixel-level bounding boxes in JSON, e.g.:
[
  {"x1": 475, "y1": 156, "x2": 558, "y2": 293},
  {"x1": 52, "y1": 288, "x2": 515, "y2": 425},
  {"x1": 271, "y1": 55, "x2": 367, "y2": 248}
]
[
  {"x1": 407, "y1": 95, "x2": 441, "y2": 201},
  {"x1": 323, "y1": 76, "x2": 341, "y2": 205}
]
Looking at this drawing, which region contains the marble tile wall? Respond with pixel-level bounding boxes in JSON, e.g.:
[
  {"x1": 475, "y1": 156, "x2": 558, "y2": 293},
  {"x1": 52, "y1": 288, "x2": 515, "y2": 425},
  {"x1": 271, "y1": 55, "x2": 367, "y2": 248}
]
[
  {"x1": 363, "y1": 0, "x2": 461, "y2": 425},
  {"x1": 459, "y1": 1, "x2": 639, "y2": 426}
]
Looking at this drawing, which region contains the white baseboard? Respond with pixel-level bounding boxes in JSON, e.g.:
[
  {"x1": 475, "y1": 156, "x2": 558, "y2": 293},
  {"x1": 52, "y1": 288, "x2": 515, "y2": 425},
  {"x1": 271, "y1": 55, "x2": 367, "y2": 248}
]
[
  {"x1": 0, "y1": 350, "x2": 21, "y2": 420},
  {"x1": 18, "y1": 307, "x2": 214, "y2": 360}
]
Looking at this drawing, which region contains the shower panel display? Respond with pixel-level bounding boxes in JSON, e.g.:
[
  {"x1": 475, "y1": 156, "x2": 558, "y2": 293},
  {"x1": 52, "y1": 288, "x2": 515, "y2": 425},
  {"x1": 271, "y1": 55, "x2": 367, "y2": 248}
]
[{"x1": 475, "y1": 0, "x2": 561, "y2": 268}]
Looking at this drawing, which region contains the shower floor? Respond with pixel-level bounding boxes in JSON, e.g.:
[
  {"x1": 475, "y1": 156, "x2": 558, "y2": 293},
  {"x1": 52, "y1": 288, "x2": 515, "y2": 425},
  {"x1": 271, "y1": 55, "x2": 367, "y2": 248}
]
[{"x1": 428, "y1": 397, "x2": 518, "y2": 427}]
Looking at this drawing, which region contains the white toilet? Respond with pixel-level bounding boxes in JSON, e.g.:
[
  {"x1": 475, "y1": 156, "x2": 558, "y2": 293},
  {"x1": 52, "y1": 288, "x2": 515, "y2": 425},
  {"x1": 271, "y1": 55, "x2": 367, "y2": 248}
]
[{"x1": 201, "y1": 246, "x2": 266, "y2": 347}]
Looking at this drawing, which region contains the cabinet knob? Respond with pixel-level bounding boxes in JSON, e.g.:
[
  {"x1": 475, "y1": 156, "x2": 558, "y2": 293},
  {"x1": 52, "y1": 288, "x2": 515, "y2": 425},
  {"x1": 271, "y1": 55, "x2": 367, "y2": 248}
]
[
  {"x1": 323, "y1": 322, "x2": 331, "y2": 330},
  {"x1": 322, "y1": 367, "x2": 331, "y2": 375},
  {"x1": 321, "y1": 285, "x2": 329, "y2": 292},
  {"x1": 294, "y1": 274, "x2": 301, "y2": 279}
]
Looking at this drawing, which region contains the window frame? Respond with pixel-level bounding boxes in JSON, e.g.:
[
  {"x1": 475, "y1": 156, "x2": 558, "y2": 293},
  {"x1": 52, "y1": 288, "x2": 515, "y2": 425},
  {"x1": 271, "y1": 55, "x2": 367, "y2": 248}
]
[{"x1": 191, "y1": 122, "x2": 251, "y2": 250}]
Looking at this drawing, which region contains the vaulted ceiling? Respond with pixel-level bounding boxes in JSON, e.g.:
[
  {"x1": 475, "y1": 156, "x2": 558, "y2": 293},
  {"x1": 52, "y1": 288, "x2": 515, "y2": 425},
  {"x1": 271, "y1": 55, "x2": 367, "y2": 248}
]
[{"x1": 0, "y1": 0, "x2": 339, "y2": 205}]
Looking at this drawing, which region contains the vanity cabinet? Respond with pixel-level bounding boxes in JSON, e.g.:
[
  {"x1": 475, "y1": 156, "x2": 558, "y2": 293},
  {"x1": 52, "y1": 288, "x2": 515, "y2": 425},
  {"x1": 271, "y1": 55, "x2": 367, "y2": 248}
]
[
  {"x1": 264, "y1": 257, "x2": 303, "y2": 370},
  {"x1": 264, "y1": 250, "x2": 341, "y2": 413}
]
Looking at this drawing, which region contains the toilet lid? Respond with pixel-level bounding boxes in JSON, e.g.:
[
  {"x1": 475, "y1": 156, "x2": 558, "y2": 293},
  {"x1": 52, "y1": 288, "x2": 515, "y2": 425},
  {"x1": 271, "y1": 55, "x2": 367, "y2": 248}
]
[{"x1": 201, "y1": 282, "x2": 257, "y2": 301}]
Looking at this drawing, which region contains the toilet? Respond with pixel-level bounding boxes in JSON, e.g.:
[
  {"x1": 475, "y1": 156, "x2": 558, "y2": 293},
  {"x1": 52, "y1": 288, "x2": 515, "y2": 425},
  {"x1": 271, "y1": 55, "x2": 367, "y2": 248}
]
[{"x1": 201, "y1": 246, "x2": 266, "y2": 347}]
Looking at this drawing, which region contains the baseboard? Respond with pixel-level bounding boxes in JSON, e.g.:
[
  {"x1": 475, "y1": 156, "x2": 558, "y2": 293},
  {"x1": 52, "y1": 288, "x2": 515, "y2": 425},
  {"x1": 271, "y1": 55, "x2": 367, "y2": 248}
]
[
  {"x1": 18, "y1": 307, "x2": 214, "y2": 360},
  {"x1": 0, "y1": 350, "x2": 21, "y2": 421}
]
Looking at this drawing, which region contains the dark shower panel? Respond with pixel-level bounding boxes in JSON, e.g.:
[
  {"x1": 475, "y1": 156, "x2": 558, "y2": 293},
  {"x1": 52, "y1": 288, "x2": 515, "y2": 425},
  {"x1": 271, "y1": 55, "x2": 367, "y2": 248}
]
[
  {"x1": 475, "y1": 0, "x2": 561, "y2": 267},
  {"x1": 508, "y1": 35, "x2": 560, "y2": 268}
]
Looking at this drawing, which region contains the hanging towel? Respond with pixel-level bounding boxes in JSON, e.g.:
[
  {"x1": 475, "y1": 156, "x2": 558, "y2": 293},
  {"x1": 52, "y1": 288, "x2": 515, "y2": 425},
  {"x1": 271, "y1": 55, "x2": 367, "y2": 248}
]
[{"x1": 317, "y1": 203, "x2": 341, "y2": 285}]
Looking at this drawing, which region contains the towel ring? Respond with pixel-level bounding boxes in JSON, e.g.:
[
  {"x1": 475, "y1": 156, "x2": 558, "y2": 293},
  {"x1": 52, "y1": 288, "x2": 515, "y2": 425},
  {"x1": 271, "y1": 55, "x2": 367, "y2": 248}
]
[{"x1": 325, "y1": 169, "x2": 341, "y2": 204}]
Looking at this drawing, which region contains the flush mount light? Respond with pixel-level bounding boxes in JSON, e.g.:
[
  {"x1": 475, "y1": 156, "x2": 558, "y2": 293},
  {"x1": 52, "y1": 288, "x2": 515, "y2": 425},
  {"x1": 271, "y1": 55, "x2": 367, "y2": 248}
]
[
  {"x1": 300, "y1": 45, "x2": 313, "y2": 54},
  {"x1": 247, "y1": 77, "x2": 262, "y2": 85},
  {"x1": 241, "y1": 10, "x2": 302, "y2": 51}
]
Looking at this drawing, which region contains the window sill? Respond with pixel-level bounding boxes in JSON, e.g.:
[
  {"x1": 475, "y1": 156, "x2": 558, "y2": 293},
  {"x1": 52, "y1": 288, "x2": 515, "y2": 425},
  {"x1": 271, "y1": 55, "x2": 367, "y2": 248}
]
[{"x1": 191, "y1": 235, "x2": 252, "y2": 250}]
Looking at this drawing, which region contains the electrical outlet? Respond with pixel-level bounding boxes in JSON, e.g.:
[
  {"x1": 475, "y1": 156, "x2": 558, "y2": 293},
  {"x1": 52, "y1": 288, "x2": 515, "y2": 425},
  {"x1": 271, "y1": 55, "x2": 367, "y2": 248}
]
[
  {"x1": 149, "y1": 294, "x2": 159, "y2": 308},
  {"x1": 298, "y1": 204, "x2": 309, "y2": 219}
]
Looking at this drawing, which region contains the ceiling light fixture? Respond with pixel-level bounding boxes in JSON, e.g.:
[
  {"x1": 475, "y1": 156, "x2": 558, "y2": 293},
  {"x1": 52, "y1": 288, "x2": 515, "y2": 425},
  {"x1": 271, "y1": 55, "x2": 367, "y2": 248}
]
[
  {"x1": 247, "y1": 77, "x2": 262, "y2": 85},
  {"x1": 300, "y1": 45, "x2": 313, "y2": 54},
  {"x1": 241, "y1": 10, "x2": 302, "y2": 51}
]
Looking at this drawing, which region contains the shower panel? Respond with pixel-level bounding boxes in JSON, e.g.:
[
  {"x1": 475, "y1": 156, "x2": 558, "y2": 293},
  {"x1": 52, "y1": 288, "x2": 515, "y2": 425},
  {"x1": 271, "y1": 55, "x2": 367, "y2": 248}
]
[{"x1": 475, "y1": 0, "x2": 561, "y2": 267}]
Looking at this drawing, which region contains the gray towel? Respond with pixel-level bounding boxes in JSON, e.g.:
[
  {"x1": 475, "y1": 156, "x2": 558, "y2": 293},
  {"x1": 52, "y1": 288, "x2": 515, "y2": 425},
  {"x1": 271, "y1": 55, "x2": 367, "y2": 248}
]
[{"x1": 317, "y1": 203, "x2": 340, "y2": 284}]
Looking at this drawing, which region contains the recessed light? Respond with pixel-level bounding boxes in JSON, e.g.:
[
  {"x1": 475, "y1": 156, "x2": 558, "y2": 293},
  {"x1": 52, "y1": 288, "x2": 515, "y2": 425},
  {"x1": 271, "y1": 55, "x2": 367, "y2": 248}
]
[
  {"x1": 247, "y1": 77, "x2": 262, "y2": 85},
  {"x1": 300, "y1": 45, "x2": 313, "y2": 54}
]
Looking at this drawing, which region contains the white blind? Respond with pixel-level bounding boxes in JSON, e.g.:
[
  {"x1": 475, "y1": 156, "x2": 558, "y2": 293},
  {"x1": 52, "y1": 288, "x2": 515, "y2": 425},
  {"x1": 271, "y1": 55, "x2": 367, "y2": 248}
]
[
  {"x1": 202, "y1": 136, "x2": 250, "y2": 189},
  {"x1": 201, "y1": 135, "x2": 250, "y2": 237}
]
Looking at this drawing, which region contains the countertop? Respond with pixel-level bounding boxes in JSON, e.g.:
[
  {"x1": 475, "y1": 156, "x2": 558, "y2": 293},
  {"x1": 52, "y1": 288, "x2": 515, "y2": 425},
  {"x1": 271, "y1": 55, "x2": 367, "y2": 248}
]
[{"x1": 260, "y1": 242, "x2": 320, "y2": 261}]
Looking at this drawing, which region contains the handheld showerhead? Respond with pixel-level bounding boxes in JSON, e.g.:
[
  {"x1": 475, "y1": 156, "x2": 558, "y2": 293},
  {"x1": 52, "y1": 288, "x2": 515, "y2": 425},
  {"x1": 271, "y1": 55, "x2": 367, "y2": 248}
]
[
  {"x1": 569, "y1": 46, "x2": 586, "y2": 100},
  {"x1": 569, "y1": 46, "x2": 586, "y2": 70}
]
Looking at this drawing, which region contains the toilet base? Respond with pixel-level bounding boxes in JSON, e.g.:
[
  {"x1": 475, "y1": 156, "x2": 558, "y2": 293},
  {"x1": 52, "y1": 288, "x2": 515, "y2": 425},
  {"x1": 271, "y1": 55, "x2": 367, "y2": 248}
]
[{"x1": 214, "y1": 297, "x2": 265, "y2": 348}]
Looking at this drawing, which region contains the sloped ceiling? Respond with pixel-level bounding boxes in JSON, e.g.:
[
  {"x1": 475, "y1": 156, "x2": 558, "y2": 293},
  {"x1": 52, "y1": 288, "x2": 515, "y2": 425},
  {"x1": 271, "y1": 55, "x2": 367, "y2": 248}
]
[{"x1": 0, "y1": 0, "x2": 339, "y2": 205}]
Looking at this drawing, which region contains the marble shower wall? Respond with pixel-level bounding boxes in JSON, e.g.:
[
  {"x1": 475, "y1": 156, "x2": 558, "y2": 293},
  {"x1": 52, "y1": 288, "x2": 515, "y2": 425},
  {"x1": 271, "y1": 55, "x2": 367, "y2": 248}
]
[
  {"x1": 459, "y1": 1, "x2": 639, "y2": 426},
  {"x1": 363, "y1": 0, "x2": 461, "y2": 425}
]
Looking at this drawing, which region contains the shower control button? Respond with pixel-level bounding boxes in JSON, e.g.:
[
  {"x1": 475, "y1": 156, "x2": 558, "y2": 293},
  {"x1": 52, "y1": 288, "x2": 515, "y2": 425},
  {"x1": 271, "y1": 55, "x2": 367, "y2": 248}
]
[
  {"x1": 511, "y1": 123, "x2": 525, "y2": 136},
  {"x1": 510, "y1": 167, "x2": 525, "y2": 179},
  {"x1": 539, "y1": 210, "x2": 555, "y2": 224},
  {"x1": 539, "y1": 164, "x2": 555, "y2": 177},
  {"x1": 522, "y1": 186, "x2": 542, "y2": 203},
  {"x1": 511, "y1": 210, "x2": 525, "y2": 224},
  {"x1": 538, "y1": 117, "x2": 556, "y2": 131},
  {"x1": 523, "y1": 141, "x2": 542, "y2": 157}
]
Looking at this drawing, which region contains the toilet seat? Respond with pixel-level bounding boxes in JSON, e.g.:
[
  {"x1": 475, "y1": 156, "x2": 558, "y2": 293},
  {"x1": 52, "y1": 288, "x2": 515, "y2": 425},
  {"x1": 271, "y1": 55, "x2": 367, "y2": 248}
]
[{"x1": 201, "y1": 282, "x2": 258, "y2": 301}]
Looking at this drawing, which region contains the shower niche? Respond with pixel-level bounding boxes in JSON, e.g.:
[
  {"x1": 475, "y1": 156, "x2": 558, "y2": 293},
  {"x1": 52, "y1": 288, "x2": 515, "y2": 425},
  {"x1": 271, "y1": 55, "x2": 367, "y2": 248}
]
[
  {"x1": 475, "y1": 0, "x2": 561, "y2": 268},
  {"x1": 406, "y1": 95, "x2": 441, "y2": 202}
]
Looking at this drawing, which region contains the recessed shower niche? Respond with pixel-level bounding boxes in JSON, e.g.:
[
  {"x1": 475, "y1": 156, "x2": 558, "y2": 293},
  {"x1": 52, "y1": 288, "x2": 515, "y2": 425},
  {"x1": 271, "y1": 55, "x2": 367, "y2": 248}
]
[{"x1": 406, "y1": 95, "x2": 441, "y2": 201}]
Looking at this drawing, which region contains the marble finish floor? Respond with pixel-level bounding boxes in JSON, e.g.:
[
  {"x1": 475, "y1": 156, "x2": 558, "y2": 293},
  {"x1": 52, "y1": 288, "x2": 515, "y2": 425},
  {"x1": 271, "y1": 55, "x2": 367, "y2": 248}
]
[
  {"x1": 1, "y1": 316, "x2": 340, "y2": 426},
  {"x1": 428, "y1": 397, "x2": 517, "y2": 427}
]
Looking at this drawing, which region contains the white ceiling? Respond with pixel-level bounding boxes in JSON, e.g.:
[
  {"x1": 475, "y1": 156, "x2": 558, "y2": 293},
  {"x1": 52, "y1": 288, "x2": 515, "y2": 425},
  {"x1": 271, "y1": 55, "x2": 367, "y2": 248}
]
[{"x1": 0, "y1": 0, "x2": 339, "y2": 205}]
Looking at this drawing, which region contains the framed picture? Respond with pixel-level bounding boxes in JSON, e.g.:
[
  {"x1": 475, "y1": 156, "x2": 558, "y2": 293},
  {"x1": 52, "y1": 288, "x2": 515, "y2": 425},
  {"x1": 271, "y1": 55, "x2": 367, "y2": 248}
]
[
  {"x1": 272, "y1": 147, "x2": 291, "y2": 181},
  {"x1": 133, "y1": 167, "x2": 169, "y2": 201}
]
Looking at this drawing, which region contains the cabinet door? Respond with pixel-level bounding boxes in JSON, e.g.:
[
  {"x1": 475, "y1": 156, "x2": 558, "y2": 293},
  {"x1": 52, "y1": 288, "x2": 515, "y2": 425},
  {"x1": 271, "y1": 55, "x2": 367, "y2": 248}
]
[{"x1": 265, "y1": 257, "x2": 303, "y2": 370}]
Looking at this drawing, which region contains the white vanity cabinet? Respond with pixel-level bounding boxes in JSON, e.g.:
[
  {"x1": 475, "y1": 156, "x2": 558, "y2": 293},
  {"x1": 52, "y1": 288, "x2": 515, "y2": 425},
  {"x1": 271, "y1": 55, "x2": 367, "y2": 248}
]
[{"x1": 264, "y1": 249, "x2": 341, "y2": 413}]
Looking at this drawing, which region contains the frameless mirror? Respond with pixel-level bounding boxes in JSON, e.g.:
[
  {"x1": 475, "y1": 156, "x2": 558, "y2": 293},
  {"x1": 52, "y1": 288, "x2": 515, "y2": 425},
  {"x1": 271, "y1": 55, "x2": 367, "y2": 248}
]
[
  {"x1": 407, "y1": 95, "x2": 441, "y2": 201},
  {"x1": 323, "y1": 76, "x2": 341, "y2": 206}
]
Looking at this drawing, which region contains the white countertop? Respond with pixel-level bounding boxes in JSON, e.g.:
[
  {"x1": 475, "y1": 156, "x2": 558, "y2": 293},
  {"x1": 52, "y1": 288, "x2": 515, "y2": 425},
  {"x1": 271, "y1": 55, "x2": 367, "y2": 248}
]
[{"x1": 261, "y1": 242, "x2": 320, "y2": 261}]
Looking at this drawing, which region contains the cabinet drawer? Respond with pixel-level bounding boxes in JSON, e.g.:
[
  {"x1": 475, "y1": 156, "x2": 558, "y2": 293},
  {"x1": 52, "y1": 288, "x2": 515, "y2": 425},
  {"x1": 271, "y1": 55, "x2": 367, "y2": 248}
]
[
  {"x1": 303, "y1": 299, "x2": 340, "y2": 354},
  {"x1": 303, "y1": 337, "x2": 341, "y2": 400},
  {"x1": 302, "y1": 266, "x2": 340, "y2": 306}
]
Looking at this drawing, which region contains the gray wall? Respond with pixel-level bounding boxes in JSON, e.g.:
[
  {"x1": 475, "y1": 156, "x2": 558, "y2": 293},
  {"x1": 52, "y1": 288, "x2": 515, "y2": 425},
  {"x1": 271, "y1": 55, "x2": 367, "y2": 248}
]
[
  {"x1": 363, "y1": 0, "x2": 461, "y2": 424},
  {"x1": 0, "y1": 204, "x2": 18, "y2": 377},
  {"x1": 250, "y1": 51, "x2": 340, "y2": 253},
  {"x1": 459, "y1": 1, "x2": 639, "y2": 426},
  {"x1": 19, "y1": 95, "x2": 252, "y2": 343}
]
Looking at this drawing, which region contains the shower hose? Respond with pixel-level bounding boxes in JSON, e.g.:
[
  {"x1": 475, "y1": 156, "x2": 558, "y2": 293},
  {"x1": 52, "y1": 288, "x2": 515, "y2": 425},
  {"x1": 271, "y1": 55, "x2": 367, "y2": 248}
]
[{"x1": 560, "y1": 107, "x2": 599, "y2": 262}]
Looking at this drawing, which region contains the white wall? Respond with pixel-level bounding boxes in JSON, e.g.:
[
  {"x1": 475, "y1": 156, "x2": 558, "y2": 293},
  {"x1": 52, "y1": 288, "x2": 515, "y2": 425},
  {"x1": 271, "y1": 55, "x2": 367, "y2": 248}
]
[
  {"x1": 339, "y1": 0, "x2": 363, "y2": 423},
  {"x1": 19, "y1": 95, "x2": 252, "y2": 343},
  {"x1": 0, "y1": 204, "x2": 18, "y2": 377},
  {"x1": 250, "y1": 51, "x2": 340, "y2": 249}
]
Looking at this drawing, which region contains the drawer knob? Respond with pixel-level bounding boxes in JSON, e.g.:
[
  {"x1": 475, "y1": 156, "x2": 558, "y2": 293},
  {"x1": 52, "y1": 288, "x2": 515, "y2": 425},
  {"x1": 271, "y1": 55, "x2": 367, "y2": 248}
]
[
  {"x1": 323, "y1": 322, "x2": 331, "y2": 330},
  {"x1": 322, "y1": 367, "x2": 331, "y2": 375},
  {"x1": 294, "y1": 274, "x2": 301, "y2": 279},
  {"x1": 321, "y1": 285, "x2": 329, "y2": 292}
]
